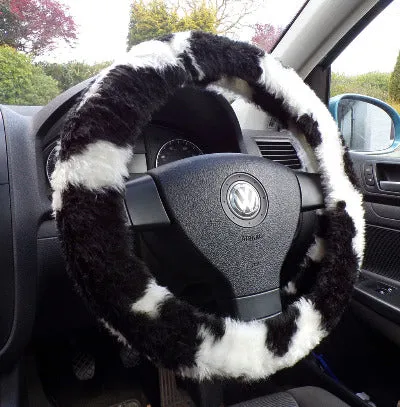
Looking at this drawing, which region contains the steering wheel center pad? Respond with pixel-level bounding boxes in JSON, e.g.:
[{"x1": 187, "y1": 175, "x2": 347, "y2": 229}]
[{"x1": 149, "y1": 153, "x2": 300, "y2": 298}]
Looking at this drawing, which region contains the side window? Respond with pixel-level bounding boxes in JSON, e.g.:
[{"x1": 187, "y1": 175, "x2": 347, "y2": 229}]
[{"x1": 330, "y1": 1, "x2": 400, "y2": 152}]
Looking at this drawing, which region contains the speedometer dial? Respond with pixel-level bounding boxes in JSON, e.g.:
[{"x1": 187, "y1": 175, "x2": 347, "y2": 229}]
[{"x1": 155, "y1": 139, "x2": 203, "y2": 168}]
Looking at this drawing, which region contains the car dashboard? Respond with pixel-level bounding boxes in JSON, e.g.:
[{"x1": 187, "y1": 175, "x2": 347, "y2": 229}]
[
  {"x1": 40, "y1": 87, "x2": 251, "y2": 184},
  {"x1": 39, "y1": 86, "x2": 309, "y2": 185}
]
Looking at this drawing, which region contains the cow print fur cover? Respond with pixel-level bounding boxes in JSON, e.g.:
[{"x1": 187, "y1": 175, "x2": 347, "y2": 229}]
[{"x1": 51, "y1": 31, "x2": 365, "y2": 381}]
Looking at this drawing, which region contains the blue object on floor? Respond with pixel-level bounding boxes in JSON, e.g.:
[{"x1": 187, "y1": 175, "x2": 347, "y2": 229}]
[{"x1": 312, "y1": 352, "x2": 340, "y2": 383}]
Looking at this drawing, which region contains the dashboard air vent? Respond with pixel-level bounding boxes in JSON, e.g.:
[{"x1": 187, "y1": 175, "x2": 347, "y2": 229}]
[{"x1": 255, "y1": 139, "x2": 302, "y2": 170}]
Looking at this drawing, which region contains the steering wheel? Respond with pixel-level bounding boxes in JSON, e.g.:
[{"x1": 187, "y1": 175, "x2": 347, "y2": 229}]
[{"x1": 51, "y1": 31, "x2": 365, "y2": 380}]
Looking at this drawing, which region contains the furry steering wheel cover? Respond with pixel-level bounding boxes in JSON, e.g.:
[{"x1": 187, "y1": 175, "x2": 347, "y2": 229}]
[{"x1": 51, "y1": 31, "x2": 365, "y2": 381}]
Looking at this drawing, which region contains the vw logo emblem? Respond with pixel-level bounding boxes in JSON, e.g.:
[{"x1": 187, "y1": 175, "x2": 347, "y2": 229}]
[{"x1": 227, "y1": 181, "x2": 261, "y2": 219}]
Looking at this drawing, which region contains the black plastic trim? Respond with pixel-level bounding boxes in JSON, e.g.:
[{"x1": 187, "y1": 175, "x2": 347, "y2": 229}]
[
  {"x1": 0, "y1": 107, "x2": 39, "y2": 371},
  {"x1": 371, "y1": 202, "x2": 400, "y2": 221},
  {"x1": 305, "y1": 65, "x2": 330, "y2": 105},
  {"x1": 296, "y1": 172, "x2": 324, "y2": 211},
  {"x1": 0, "y1": 362, "x2": 23, "y2": 406},
  {"x1": 228, "y1": 289, "x2": 282, "y2": 322},
  {"x1": 354, "y1": 272, "x2": 400, "y2": 325},
  {"x1": 125, "y1": 175, "x2": 170, "y2": 229},
  {"x1": 348, "y1": 154, "x2": 400, "y2": 203},
  {"x1": 0, "y1": 185, "x2": 14, "y2": 350},
  {"x1": 0, "y1": 113, "x2": 8, "y2": 185},
  {"x1": 32, "y1": 79, "x2": 92, "y2": 140},
  {"x1": 379, "y1": 180, "x2": 400, "y2": 193},
  {"x1": 37, "y1": 220, "x2": 58, "y2": 239},
  {"x1": 352, "y1": 300, "x2": 400, "y2": 347}
]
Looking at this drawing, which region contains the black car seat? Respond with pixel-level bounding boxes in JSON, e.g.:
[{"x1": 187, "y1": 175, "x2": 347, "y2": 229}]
[{"x1": 230, "y1": 386, "x2": 351, "y2": 407}]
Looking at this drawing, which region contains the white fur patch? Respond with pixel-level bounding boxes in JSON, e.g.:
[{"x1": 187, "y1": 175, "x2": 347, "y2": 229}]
[
  {"x1": 52, "y1": 190, "x2": 62, "y2": 216},
  {"x1": 180, "y1": 298, "x2": 326, "y2": 380},
  {"x1": 307, "y1": 237, "x2": 325, "y2": 263},
  {"x1": 257, "y1": 54, "x2": 365, "y2": 265},
  {"x1": 51, "y1": 140, "x2": 132, "y2": 212},
  {"x1": 170, "y1": 31, "x2": 193, "y2": 55},
  {"x1": 77, "y1": 65, "x2": 113, "y2": 110},
  {"x1": 215, "y1": 76, "x2": 254, "y2": 100},
  {"x1": 170, "y1": 31, "x2": 205, "y2": 80},
  {"x1": 99, "y1": 318, "x2": 130, "y2": 348},
  {"x1": 180, "y1": 318, "x2": 271, "y2": 380},
  {"x1": 283, "y1": 281, "x2": 297, "y2": 295},
  {"x1": 279, "y1": 297, "x2": 326, "y2": 368},
  {"x1": 313, "y1": 129, "x2": 365, "y2": 263},
  {"x1": 78, "y1": 37, "x2": 186, "y2": 109},
  {"x1": 125, "y1": 39, "x2": 182, "y2": 71},
  {"x1": 131, "y1": 280, "x2": 172, "y2": 318}
]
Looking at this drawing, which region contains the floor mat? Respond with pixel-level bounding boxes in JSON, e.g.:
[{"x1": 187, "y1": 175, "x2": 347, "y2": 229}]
[{"x1": 159, "y1": 368, "x2": 195, "y2": 407}]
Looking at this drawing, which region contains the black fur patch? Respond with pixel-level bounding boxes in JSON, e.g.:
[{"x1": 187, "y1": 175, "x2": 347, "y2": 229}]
[
  {"x1": 196, "y1": 312, "x2": 226, "y2": 340},
  {"x1": 315, "y1": 214, "x2": 329, "y2": 239},
  {"x1": 57, "y1": 186, "x2": 152, "y2": 313},
  {"x1": 266, "y1": 306, "x2": 300, "y2": 356},
  {"x1": 310, "y1": 203, "x2": 357, "y2": 330},
  {"x1": 97, "y1": 297, "x2": 226, "y2": 370},
  {"x1": 293, "y1": 258, "x2": 320, "y2": 296},
  {"x1": 60, "y1": 64, "x2": 188, "y2": 161},
  {"x1": 58, "y1": 185, "x2": 226, "y2": 370},
  {"x1": 180, "y1": 51, "x2": 203, "y2": 81},
  {"x1": 296, "y1": 114, "x2": 322, "y2": 148},
  {"x1": 252, "y1": 84, "x2": 290, "y2": 127},
  {"x1": 338, "y1": 134, "x2": 360, "y2": 189},
  {"x1": 343, "y1": 149, "x2": 361, "y2": 189},
  {"x1": 188, "y1": 32, "x2": 293, "y2": 126},
  {"x1": 189, "y1": 31, "x2": 264, "y2": 84},
  {"x1": 158, "y1": 33, "x2": 174, "y2": 42},
  {"x1": 114, "y1": 299, "x2": 201, "y2": 369}
]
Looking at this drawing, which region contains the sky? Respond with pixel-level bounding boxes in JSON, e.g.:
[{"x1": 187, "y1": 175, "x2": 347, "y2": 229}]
[
  {"x1": 332, "y1": 0, "x2": 400, "y2": 75},
  {"x1": 43, "y1": 0, "x2": 132, "y2": 63},
  {"x1": 44, "y1": 0, "x2": 400, "y2": 75},
  {"x1": 42, "y1": 0, "x2": 305, "y2": 63}
]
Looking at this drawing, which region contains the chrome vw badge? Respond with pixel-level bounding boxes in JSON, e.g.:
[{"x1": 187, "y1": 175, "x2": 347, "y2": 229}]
[{"x1": 227, "y1": 181, "x2": 261, "y2": 219}]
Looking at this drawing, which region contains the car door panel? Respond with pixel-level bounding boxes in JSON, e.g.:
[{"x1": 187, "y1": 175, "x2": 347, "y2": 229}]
[{"x1": 349, "y1": 150, "x2": 400, "y2": 339}]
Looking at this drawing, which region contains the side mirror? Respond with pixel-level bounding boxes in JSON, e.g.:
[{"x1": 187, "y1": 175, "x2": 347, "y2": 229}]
[{"x1": 329, "y1": 94, "x2": 400, "y2": 152}]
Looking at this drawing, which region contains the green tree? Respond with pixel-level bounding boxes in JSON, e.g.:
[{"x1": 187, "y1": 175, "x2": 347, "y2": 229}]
[
  {"x1": 389, "y1": 51, "x2": 400, "y2": 102},
  {"x1": 38, "y1": 61, "x2": 111, "y2": 92},
  {"x1": 0, "y1": 45, "x2": 59, "y2": 105},
  {"x1": 183, "y1": 0, "x2": 259, "y2": 34},
  {"x1": 180, "y1": 2, "x2": 217, "y2": 32},
  {"x1": 331, "y1": 72, "x2": 390, "y2": 101},
  {"x1": 127, "y1": 0, "x2": 218, "y2": 48}
]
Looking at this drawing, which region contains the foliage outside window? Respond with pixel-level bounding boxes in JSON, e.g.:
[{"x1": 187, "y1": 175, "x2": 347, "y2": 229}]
[
  {"x1": 0, "y1": 45, "x2": 59, "y2": 105},
  {"x1": 331, "y1": 1, "x2": 400, "y2": 114}
]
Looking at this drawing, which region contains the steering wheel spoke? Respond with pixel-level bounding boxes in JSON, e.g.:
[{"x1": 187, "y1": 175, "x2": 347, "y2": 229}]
[
  {"x1": 125, "y1": 175, "x2": 170, "y2": 229},
  {"x1": 296, "y1": 172, "x2": 324, "y2": 212}
]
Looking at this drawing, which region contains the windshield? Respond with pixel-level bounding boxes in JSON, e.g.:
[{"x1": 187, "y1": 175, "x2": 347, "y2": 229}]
[{"x1": 0, "y1": 0, "x2": 305, "y2": 106}]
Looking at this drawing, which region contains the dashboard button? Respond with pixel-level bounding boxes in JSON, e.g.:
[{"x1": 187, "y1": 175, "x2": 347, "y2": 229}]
[
  {"x1": 365, "y1": 175, "x2": 375, "y2": 186},
  {"x1": 364, "y1": 164, "x2": 375, "y2": 186}
]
